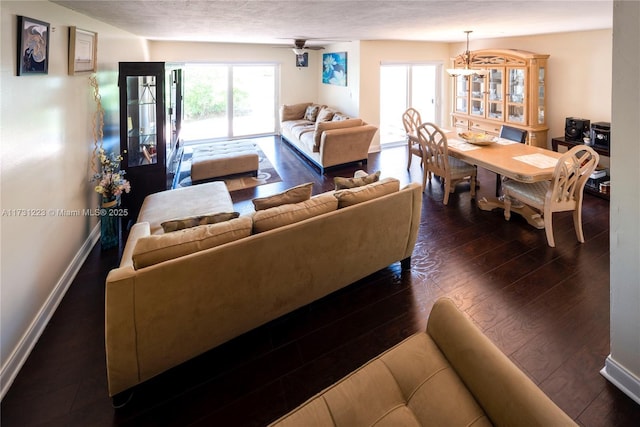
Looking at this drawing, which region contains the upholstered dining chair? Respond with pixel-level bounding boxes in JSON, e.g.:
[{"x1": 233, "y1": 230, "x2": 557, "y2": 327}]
[
  {"x1": 502, "y1": 144, "x2": 599, "y2": 247},
  {"x1": 402, "y1": 107, "x2": 423, "y2": 170},
  {"x1": 417, "y1": 122, "x2": 477, "y2": 205},
  {"x1": 495, "y1": 125, "x2": 528, "y2": 195}
]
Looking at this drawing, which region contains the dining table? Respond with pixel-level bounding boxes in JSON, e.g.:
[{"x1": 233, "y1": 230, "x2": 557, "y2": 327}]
[{"x1": 443, "y1": 131, "x2": 563, "y2": 229}]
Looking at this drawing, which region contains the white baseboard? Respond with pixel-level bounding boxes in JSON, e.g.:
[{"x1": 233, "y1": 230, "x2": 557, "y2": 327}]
[
  {"x1": 600, "y1": 355, "x2": 640, "y2": 405},
  {"x1": 0, "y1": 223, "x2": 101, "y2": 400}
]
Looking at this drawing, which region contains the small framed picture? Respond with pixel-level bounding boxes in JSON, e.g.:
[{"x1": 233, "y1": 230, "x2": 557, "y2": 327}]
[
  {"x1": 17, "y1": 16, "x2": 50, "y2": 76},
  {"x1": 69, "y1": 27, "x2": 98, "y2": 75},
  {"x1": 296, "y1": 52, "x2": 308, "y2": 68}
]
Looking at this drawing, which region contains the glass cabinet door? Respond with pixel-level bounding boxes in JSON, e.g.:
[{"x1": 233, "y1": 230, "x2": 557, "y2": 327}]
[
  {"x1": 470, "y1": 74, "x2": 484, "y2": 116},
  {"x1": 126, "y1": 75, "x2": 158, "y2": 167},
  {"x1": 454, "y1": 74, "x2": 468, "y2": 113},
  {"x1": 507, "y1": 68, "x2": 526, "y2": 124},
  {"x1": 537, "y1": 66, "x2": 545, "y2": 125},
  {"x1": 487, "y1": 68, "x2": 503, "y2": 120}
]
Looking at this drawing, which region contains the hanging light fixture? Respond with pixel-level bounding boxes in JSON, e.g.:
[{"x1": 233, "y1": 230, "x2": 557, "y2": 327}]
[{"x1": 446, "y1": 30, "x2": 488, "y2": 77}]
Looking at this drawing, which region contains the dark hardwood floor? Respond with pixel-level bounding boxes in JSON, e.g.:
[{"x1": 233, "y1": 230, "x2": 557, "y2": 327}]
[{"x1": 2, "y1": 136, "x2": 639, "y2": 426}]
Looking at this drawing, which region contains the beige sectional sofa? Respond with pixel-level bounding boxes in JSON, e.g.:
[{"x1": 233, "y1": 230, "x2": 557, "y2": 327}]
[
  {"x1": 105, "y1": 177, "x2": 422, "y2": 398},
  {"x1": 270, "y1": 297, "x2": 577, "y2": 427},
  {"x1": 280, "y1": 102, "x2": 378, "y2": 173}
]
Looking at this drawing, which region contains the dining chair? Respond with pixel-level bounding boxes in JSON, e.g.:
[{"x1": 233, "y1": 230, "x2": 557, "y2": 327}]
[
  {"x1": 495, "y1": 125, "x2": 528, "y2": 195},
  {"x1": 402, "y1": 107, "x2": 423, "y2": 170},
  {"x1": 417, "y1": 122, "x2": 477, "y2": 205},
  {"x1": 502, "y1": 144, "x2": 599, "y2": 247}
]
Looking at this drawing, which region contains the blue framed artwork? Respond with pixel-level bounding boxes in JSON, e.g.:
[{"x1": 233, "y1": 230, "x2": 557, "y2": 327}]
[{"x1": 322, "y1": 52, "x2": 347, "y2": 86}]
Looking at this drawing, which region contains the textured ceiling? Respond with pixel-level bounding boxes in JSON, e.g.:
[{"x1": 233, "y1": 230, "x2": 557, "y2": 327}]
[{"x1": 51, "y1": 0, "x2": 613, "y2": 46}]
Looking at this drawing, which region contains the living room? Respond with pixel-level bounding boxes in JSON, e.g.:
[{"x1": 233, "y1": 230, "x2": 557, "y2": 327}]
[{"x1": 1, "y1": 0, "x2": 639, "y2": 425}]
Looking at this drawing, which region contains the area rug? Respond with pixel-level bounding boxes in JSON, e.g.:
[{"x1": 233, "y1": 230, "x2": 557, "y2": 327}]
[{"x1": 175, "y1": 140, "x2": 282, "y2": 191}]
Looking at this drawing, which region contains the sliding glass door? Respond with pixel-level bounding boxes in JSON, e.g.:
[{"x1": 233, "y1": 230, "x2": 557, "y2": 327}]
[
  {"x1": 379, "y1": 63, "x2": 441, "y2": 146},
  {"x1": 182, "y1": 63, "x2": 277, "y2": 143}
]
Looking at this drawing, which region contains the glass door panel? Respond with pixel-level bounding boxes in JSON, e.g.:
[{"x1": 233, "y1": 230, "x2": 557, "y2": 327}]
[
  {"x1": 411, "y1": 65, "x2": 437, "y2": 123},
  {"x1": 508, "y1": 105, "x2": 525, "y2": 123},
  {"x1": 538, "y1": 67, "x2": 545, "y2": 124},
  {"x1": 379, "y1": 65, "x2": 409, "y2": 145},
  {"x1": 183, "y1": 64, "x2": 229, "y2": 142},
  {"x1": 126, "y1": 75, "x2": 158, "y2": 166},
  {"x1": 470, "y1": 74, "x2": 484, "y2": 116},
  {"x1": 508, "y1": 68, "x2": 525, "y2": 103},
  {"x1": 232, "y1": 65, "x2": 275, "y2": 136},
  {"x1": 454, "y1": 74, "x2": 468, "y2": 113}
]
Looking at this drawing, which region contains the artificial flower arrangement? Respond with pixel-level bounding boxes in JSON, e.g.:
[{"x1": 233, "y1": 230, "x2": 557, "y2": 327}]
[{"x1": 93, "y1": 148, "x2": 131, "y2": 201}]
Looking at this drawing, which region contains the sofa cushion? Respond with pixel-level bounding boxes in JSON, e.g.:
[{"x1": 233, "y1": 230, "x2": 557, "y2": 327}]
[
  {"x1": 132, "y1": 216, "x2": 253, "y2": 269},
  {"x1": 280, "y1": 102, "x2": 312, "y2": 121},
  {"x1": 304, "y1": 105, "x2": 321, "y2": 122},
  {"x1": 160, "y1": 212, "x2": 239, "y2": 233},
  {"x1": 252, "y1": 182, "x2": 314, "y2": 211},
  {"x1": 334, "y1": 177, "x2": 400, "y2": 208},
  {"x1": 313, "y1": 118, "x2": 364, "y2": 151},
  {"x1": 252, "y1": 193, "x2": 338, "y2": 233},
  {"x1": 334, "y1": 170, "x2": 381, "y2": 190},
  {"x1": 316, "y1": 107, "x2": 336, "y2": 122}
]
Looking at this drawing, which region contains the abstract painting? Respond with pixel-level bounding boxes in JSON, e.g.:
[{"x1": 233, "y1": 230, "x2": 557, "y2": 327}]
[
  {"x1": 17, "y1": 16, "x2": 49, "y2": 75},
  {"x1": 322, "y1": 52, "x2": 347, "y2": 86}
]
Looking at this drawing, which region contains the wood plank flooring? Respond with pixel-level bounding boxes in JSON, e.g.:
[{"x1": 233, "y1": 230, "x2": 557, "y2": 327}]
[{"x1": 2, "y1": 136, "x2": 639, "y2": 426}]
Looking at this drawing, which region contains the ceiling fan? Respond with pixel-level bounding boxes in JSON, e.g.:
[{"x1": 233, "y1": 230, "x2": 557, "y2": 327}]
[{"x1": 282, "y1": 39, "x2": 326, "y2": 55}]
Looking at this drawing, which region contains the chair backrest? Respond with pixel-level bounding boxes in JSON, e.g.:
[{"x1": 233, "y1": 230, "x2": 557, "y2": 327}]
[
  {"x1": 499, "y1": 125, "x2": 527, "y2": 144},
  {"x1": 417, "y1": 122, "x2": 450, "y2": 176},
  {"x1": 402, "y1": 107, "x2": 422, "y2": 135},
  {"x1": 548, "y1": 145, "x2": 599, "y2": 209}
]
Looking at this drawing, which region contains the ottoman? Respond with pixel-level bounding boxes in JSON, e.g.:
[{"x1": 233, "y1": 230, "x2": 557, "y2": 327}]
[
  {"x1": 137, "y1": 181, "x2": 234, "y2": 235},
  {"x1": 190, "y1": 141, "x2": 260, "y2": 182}
]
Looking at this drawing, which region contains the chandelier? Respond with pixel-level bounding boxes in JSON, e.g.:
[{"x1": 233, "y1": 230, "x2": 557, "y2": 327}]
[{"x1": 446, "y1": 31, "x2": 488, "y2": 77}]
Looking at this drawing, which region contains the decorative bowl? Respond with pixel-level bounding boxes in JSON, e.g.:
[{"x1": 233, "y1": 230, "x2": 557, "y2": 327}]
[{"x1": 458, "y1": 132, "x2": 495, "y2": 145}]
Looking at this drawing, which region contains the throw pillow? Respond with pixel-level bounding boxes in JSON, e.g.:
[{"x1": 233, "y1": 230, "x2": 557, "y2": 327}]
[
  {"x1": 252, "y1": 182, "x2": 314, "y2": 211},
  {"x1": 316, "y1": 107, "x2": 335, "y2": 122},
  {"x1": 304, "y1": 105, "x2": 320, "y2": 122},
  {"x1": 132, "y1": 216, "x2": 253, "y2": 269},
  {"x1": 334, "y1": 177, "x2": 400, "y2": 208},
  {"x1": 332, "y1": 112, "x2": 350, "y2": 121},
  {"x1": 334, "y1": 171, "x2": 381, "y2": 190},
  {"x1": 161, "y1": 212, "x2": 240, "y2": 233},
  {"x1": 252, "y1": 193, "x2": 338, "y2": 233}
]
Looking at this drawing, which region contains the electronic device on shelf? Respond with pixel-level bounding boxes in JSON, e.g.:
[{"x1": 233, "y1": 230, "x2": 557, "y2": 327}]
[
  {"x1": 591, "y1": 121, "x2": 610, "y2": 150},
  {"x1": 565, "y1": 117, "x2": 590, "y2": 141}
]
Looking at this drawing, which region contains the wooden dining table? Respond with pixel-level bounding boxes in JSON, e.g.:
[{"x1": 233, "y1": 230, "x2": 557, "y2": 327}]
[{"x1": 443, "y1": 131, "x2": 563, "y2": 229}]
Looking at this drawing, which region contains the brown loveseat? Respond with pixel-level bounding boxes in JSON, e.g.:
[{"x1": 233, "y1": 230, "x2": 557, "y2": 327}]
[
  {"x1": 269, "y1": 297, "x2": 577, "y2": 427},
  {"x1": 280, "y1": 102, "x2": 378, "y2": 173},
  {"x1": 105, "y1": 178, "x2": 422, "y2": 398}
]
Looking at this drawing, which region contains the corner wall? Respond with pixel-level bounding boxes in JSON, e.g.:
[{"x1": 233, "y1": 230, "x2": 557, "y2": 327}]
[
  {"x1": 602, "y1": 0, "x2": 640, "y2": 404},
  {"x1": 0, "y1": 0, "x2": 148, "y2": 398}
]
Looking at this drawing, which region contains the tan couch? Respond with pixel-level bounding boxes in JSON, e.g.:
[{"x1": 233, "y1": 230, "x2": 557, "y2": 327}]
[
  {"x1": 280, "y1": 102, "x2": 378, "y2": 173},
  {"x1": 105, "y1": 178, "x2": 422, "y2": 398},
  {"x1": 269, "y1": 297, "x2": 577, "y2": 427}
]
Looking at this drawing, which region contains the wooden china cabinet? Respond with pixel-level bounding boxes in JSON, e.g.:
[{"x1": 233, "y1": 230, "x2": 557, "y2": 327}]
[
  {"x1": 118, "y1": 62, "x2": 183, "y2": 222},
  {"x1": 451, "y1": 49, "x2": 550, "y2": 147}
]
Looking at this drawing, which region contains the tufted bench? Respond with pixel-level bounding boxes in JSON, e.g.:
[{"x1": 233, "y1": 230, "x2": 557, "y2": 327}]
[
  {"x1": 190, "y1": 141, "x2": 260, "y2": 182},
  {"x1": 269, "y1": 298, "x2": 576, "y2": 427}
]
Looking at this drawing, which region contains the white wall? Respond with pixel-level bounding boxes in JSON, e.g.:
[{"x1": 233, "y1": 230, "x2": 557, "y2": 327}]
[
  {"x1": 602, "y1": 0, "x2": 640, "y2": 404},
  {"x1": 0, "y1": 0, "x2": 147, "y2": 397},
  {"x1": 317, "y1": 42, "x2": 361, "y2": 118}
]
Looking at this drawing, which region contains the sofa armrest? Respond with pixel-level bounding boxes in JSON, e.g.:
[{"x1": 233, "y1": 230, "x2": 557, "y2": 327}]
[
  {"x1": 427, "y1": 298, "x2": 577, "y2": 427},
  {"x1": 280, "y1": 102, "x2": 312, "y2": 122},
  {"x1": 319, "y1": 125, "x2": 378, "y2": 168},
  {"x1": 119, "y1": 221, "x2": 150, "y2": 268}
]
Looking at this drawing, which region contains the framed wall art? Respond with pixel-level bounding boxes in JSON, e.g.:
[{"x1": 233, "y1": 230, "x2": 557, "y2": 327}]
[
  {"x1": 322, "y1": 52, "x2": 347, "y2": 86},
  {"x1": 295, "y1": 52, "x2": 308, "y2": 68},
  {"x1": 69, "y1": 27, "x2": 98, "y2": 75},
  {"x1": 17, "y1": 16, "x2": 50, "y2": 76}
]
